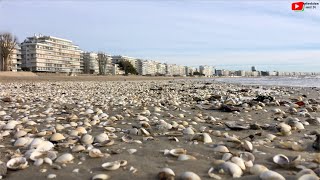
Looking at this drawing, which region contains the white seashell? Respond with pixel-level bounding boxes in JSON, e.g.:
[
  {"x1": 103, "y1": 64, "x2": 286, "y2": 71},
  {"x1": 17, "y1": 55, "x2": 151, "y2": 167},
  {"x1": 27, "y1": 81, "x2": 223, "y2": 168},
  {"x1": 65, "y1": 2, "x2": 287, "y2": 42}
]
[
  {"x1": 183, "y1": 127, "x2": 195, "y2": 135},
  {"x1": 259, "y1": 170, "x2": 285, "y2": 180},
  {"x1": 273, "y1": 154, "x2": 290, "y2": 166},
  {"x1": 296, "y1": 169, "x2": 317, "y2": 179},
  {"x1": 50, "y1": 133, "x2": 65, "y2": 142},
  {"x1": 75, "y1": 127, "x2": 87, "y2": 134},
  {"x1": 35, "y1": 141, "x2": 54, "y2": 152},
  {"x1": 158, "y1": 168, "x2": 175, "y2": 179},
  {"x1": 266, "y1": 134, "x2": 277, "y2": 141},
  {"x1": 222, "y1": 153, "x2": 233, "y2": 161},
  {"x1": 44, "y1": 157, "x2": 53, "y2": 165},
  {"x1": 169, "y1": 148, "x2": 187, "y2": 157},
  {"x1": 55, "y1": 153, "x2": 74, "y2": 164},
  {"x1": 29, "y1": 151, "x2": 44, "y2": 161},
  {"x1": 7, "y1": 157, "x2": 28, "y2": 170},
  {"x1": 92, "y1": 174, "x2": 110, "y2": 180},
  {"x1": 94, "y1": 133, "x2": 109, "y2": 143},
  {"x1": 138, "y1": 128, "x2": 150, "y2": 136},
  {"x1": 14, "y1": 130, "x2": 27, "y2": 138},
  {"x1": 72, "y1": 145, "x2": 86, "y2": 153},
  {"x1": 34, "y1": 158, "x2": 44, "y2": 166},
  {"x1": 250, "y1": 164, "x2": 269, "y2": 175},
  {"x1": 68, "y1": 130, "x2": 79, "y2": 137},
  {"x1": 89, "y1": 148, "x2": 104, "y2": 158},
  {"x1": 127, "y1": 149, "x2": 137, "y2": 154},
  {"x1": 208, "y1": 167, "x2": 222, "y2": 179},
  {"x1": 47, "y1": 174, "x2": 57, "y2": 179},
  {"x1": 14, "y1": 137, "x2": 32, "y2": 147},
  {"x1": 85, "y1": 109, "x2": 94, "y2": 114},
  {"x1": 104, "y1": 127, "x2": 116, "y2": 132},
  {"x1": 243, "y1": 140, "x2": 253, "y2": 152},
  {"x1": 239, "y1": 152, "x2": 255, "y2": 162},
  {"x1": 213, "y1": 145, "x2": 229, "y2": 153},
  {"x1": 298, "y1": 174, "x2": 319, "y2": 180},
  {"x1": 192, "y1": 133, "x2": 213, "y2": 144},
  {"x1": 219, "y1": 161, "x2": 243, "y2": 178},
  {"x1": 180, "y1": 171, "x2": 201, "y2": 180},
  {"x1": 278, "y1": 123, "x2": 291, "y2": 133},
  {"x1": 81, "y1": 134, "x2": 94, "y2": 145},
  {"x1": 177, "y1": 154, "x2": 196, "y2": 161},
  {"x1": 231, "y1": 157, "x2": 246, "y2": 170},
  {"x1": 101, "y1": 161, "x2": 121, "y2": 170}
]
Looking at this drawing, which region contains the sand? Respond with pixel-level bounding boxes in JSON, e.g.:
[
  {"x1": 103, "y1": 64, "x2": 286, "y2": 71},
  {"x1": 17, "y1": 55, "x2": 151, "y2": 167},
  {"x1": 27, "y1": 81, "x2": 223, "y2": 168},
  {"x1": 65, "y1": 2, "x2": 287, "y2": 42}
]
[{"x1": 0, "y1": 75, "x2": 319, "y2": 180}]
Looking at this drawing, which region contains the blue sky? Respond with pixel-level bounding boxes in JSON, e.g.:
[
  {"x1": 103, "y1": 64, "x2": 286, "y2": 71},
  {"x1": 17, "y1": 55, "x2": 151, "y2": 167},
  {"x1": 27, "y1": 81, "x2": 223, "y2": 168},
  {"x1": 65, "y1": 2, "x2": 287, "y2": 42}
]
[{"x1": 0, "y1": 0, "x2": 320, "y2": 72}]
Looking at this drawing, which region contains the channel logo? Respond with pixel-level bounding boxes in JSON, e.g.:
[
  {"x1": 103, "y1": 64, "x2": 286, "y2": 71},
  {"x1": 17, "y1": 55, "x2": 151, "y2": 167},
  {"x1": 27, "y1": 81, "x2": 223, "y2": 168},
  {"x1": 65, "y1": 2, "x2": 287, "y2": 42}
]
[{"x1": 292, "y1": 2, "x2": 304, "y2": 11}]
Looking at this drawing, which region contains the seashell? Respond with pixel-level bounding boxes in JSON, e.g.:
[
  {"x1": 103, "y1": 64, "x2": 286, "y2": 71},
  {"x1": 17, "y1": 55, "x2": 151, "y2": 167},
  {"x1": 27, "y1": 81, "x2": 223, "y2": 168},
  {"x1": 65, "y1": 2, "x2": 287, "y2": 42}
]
[
  {"x1": 92, "y1": 174, "x2": 110, "y2": 180},
  {"x1": 55, "y1": 124, "x2": 64, "y2": 131},
  {"x1": 231, "y1": 157, "x2": 246, "y2": 170},
  {"x1": 122, "y1": 135, "x2": 133, "y2": 143},
  {"x1": 177, "y1": 154, "x2": 196, "y2": 161},
  {"x1": 6, "y1": 157, "x2": 28, "y2": 170},
  {"x1": 296, "y1": 169, "x2": 317, "y2": 179},
  {"x1": 219, "y1": 161, "x2": 243, "y2": 178},
  {"x1": 50, "y1": 133, "x2": 65, "y2": 142},
  {"x1": 89, "y1": 148, "x2": 105, "y2": 158},
  {"x1": 208, "y1": 167, "x2": 222, "y2": 179},
  {"x1": 104, "y1": 127, "x2": 116, "y2": 132},
  {"x1": 183, "y1": 127, "x2": 195, "y2": 135},
  {"x1": 72, "y1": 145, "x2": 86, "y2": 153},
  {"x1": 273, "y1": 154, "x2": 290, "y2": 166},
  {"x1": 298, "y1": 174, "x2": 319, "y2": 180},
  {"x1": 138, "y1": 128, "x2": 150, "y2": 136},
  {"x1": 85, "y1": 109, "x2": 94, "y2": 114},
  {"x1": 55, "y1": 153, "x2": 74, "y2": 164},
  {"x1": 191, "y1": 133, "x2": 212, "y2": 144},
  {"x1": 44, "y1": 157, "x2": 53, "y2": 165},
  {"x1": 213, "y1": 145, "x2": 229, "y2": 153},
  {"x1": 250, "y1": 164, "x2": 269, "y2": 175},
  {"x1": 169, "y1": 148, "x2": 187, "y2": 157},
  {"x1": 94, "y1": 133, "x2": 109, "y2": 143},
  {"x1": 243, "y1": 140, "x2": 253, "y2": 152},
  {"x1": 119, "y1": 160, "x2": 127, "y2": 167},
  {"x1": 35, "y1": 141, "x2": 54, "y2": 152},
  {"x1": 158, "y1": 167, "x2": 175, "y2": 180},
  {"x1": 259, "y1": 170, "x2": 285, "y2": 180},
  {"x1": 180, "y1": 171, "x2": 201, "y2": 180},
  {"x1": 165, "y1": 131, "x2": 183, "y2": 136},
  {"x1": 14, "y1": 137, "x2": 32, "y2": 147},
  {"x1": 34, "y1": 158, "x2": 44, "y2": 166},
  {"x1": 277, "y1": 122, "x2": 291, "y2": 135},
  {"x1": 29, "y1": 151, "x2": 44, "y2": 161},
  {"x1": 239, "y1": 152, "x2": 255, "y2": 162},
  {"x1": 127, "y1": 149, "x2": 137, "y2": 154},
  {"x1": 101, "y1": 161, "x2": 121, "y2": 171},
  {"x1": 81, "y1": 134, "x2": 94, "y2": 145},
  {"x1": 98, "y1": 140, "x2": 115, "y2": 147},
  {"x1": 14, "y1": 130, "x2": 27, "y2": 139},
  {"x1": 47, "y1": 174, "x2": 57, "y2": 179},
  {"x1": 266, "y1": 134, "x2": 277, "y2": 141},
  {"x1": 75, "y1": 127, "x2": 87, "y2": 134},
  {"x1": 222, "y1": 153, "x2": 233, "y2": 161}
]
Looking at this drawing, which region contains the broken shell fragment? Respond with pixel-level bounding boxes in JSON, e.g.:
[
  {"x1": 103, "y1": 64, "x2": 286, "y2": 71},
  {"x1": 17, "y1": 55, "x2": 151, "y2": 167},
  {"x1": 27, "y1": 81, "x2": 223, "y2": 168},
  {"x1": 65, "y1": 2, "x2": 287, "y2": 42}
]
[
  {"x1": 92, "y1": 174, "x2": 110, "y2": 180},
  {"x1": 273, "y1": 154, "x2": 290, "y2": 166},
  {"x1": 191, "y1": 133, "x2": 213, "y2": 144},
  {"x1": 102, "y1": 161, "x2": 121, "y2": 171},
  {"x1": 6, "y1": 157, "x2": 28, "y2": 170}
]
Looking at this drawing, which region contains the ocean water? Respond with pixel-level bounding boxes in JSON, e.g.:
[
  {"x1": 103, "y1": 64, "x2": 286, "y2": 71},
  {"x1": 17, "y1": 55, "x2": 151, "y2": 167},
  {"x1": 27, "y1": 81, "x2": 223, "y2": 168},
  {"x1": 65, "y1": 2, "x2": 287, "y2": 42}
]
[{"x1": 215, "y1": 76, "x2": 320, "y2": 88}]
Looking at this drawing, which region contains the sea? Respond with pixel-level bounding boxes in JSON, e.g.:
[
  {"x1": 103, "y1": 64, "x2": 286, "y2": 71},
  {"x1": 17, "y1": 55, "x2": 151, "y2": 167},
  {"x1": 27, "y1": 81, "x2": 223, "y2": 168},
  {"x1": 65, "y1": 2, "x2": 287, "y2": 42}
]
[{"x1": 214, "y1": 76, "x2": 320, "y2": 88}]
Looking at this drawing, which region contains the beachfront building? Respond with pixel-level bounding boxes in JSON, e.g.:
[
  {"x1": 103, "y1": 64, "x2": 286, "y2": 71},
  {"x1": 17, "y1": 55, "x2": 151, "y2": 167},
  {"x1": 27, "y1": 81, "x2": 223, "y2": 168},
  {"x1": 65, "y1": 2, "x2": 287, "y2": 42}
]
[
  {"x1": 21, "y1": 34, "x2": 81, "y2": 73},
  {"x1": 199, "y1": 65, "x2": 214, "y2": 77},
  {"x1": 97, "y1": 53, "x2": 113, "y2": 75},
  {"x1": 137, "y1": 59, "x2": 157, "y2": 75},
  {"x1": 79, "y1": 51, "x2": 84, "y2": 73},
  {"x1": 235, "y1": 70, "x2": 246, "y2": 76},
  {"x1": 156, "y1": 63, "x2": 166, "y2": 75},
  {"x1": 82, "y1": 52, "x2": 98, "y2": 74}
]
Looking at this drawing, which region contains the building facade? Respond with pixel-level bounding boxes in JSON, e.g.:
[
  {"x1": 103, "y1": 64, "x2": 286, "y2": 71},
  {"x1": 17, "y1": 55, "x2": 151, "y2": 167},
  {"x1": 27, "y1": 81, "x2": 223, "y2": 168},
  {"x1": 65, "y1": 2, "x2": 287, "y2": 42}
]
[
  {"x1": 199, "y1": 65, "x2": 214, "y2": 77},
  {"x1": 21, "y1": 34, "x2": 81, "y2": 73},
  {"x1": 82, "y1": 52, "x2": 98, "y2": 74}
]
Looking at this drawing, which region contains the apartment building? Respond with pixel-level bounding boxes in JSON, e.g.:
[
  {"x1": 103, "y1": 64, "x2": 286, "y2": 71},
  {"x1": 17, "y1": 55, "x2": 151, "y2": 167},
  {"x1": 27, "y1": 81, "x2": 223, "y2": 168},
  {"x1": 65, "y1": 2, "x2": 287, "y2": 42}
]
[
  {"x1": 199, "y1": 65, "x2": 214, "y2": 77},
  {"x1": 97, "y1": 53, "x2": 113, "y2": 75},
  {"x1": 156, "y1": 63, "x2": 166, "y2": 75},
  {"x1": 0, "y1": 44, "x2": 22, "y2": 72},
  {"x1": 82, "y1": 52, "x2": 98, "y2": 74},
  {"x1": 21, "y1": 34, "x2": 81, "y2": 73},
  {"x1": 137, "y1": 59, "x2": 157, "y2": 75}
]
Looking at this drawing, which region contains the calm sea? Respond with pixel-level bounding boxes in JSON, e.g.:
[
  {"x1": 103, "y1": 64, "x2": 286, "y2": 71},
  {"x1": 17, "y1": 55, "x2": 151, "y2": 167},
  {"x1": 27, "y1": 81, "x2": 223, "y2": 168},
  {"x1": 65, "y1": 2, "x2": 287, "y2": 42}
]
[{"x1": 214, "y1": 76, "x2": 320, "y2": 88}]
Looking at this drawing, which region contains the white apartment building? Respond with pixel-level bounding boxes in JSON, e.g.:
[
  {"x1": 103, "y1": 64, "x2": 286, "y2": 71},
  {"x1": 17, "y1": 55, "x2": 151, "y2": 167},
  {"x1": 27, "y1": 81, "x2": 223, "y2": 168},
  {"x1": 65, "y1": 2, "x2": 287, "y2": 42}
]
[
  {"x1": 97, "y1": 53, "x2": 113, "y2": 75},
  {"x1": 82, "y1": 52, "x2": 99, "y2": 74},
  {"x1": 199, "y1": 65, "x2": 214, "y2": 77},
  {"x1": 0, "y1": 45, "x2": 22, "y2": 72},
  {"x1": 21, "y1": 34, "x2": 81, "y2": 73},
  {"x1": 137, "y1": 59, "x2": 157, "y2": 75},
  {"x1": 156, "y1": 63, "x2": 166, "y2": 75}
]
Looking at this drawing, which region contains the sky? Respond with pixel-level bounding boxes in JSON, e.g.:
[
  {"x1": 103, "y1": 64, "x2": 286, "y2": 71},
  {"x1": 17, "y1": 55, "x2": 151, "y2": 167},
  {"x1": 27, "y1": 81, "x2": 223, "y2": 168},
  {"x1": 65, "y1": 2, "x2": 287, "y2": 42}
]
[{"x1": 0, "y1": 0, "x2": 320, "y2": 72}]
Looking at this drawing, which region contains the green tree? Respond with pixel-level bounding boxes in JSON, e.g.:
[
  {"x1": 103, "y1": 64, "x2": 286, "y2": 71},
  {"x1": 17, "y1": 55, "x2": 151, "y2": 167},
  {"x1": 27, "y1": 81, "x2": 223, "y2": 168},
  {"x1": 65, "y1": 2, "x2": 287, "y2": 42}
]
[
  {"x1": 0, "y1": 33, "x2": 18, "y2": 71},
  {"x1": 193, "y1": 71, "x2": 204, "y2": 76},
  {"x1": 118, "y1": 60, "x2": 138, "y2": 75}
]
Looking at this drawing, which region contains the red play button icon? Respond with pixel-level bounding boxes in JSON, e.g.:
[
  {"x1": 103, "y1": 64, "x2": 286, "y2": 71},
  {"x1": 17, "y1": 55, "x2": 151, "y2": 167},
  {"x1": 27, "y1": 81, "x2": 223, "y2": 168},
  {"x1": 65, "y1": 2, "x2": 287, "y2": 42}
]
[{"x1": 292, "y1": 2, "x2": 304, "y2": 11}]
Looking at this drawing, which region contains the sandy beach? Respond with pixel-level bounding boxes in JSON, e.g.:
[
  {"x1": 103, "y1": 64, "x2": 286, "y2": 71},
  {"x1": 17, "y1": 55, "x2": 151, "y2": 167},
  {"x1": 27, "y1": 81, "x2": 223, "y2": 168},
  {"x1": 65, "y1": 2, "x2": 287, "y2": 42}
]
[{"x1": 0, "y1": 75, "x2": 319, "y2": 180}]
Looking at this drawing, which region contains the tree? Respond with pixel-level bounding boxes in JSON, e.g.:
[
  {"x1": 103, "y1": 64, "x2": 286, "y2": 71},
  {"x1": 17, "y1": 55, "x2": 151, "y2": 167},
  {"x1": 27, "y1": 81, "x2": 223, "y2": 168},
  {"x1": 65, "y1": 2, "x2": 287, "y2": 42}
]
[
  {"x1": 193, "y1": 71, "x2": 204, "y2": 76},
  {"x1": 118, "y1": 60, "x2": 138, "y2": 75},
  {"x1": 0, "y1": 33, "x2": 18, "y2": 71},
  {"x1": 97, "y1": 53, "x2": 110, "y2": 75}
]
